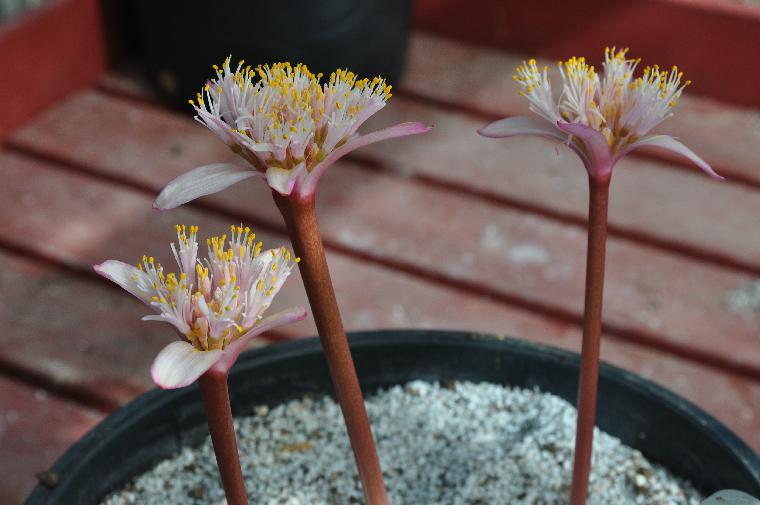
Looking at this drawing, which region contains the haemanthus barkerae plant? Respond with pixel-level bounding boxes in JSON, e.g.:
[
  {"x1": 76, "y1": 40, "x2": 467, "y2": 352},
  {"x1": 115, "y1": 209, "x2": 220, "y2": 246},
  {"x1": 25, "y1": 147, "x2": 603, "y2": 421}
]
[{"x1": 479, "y1": 48, "x2": 722, "y2": 505}]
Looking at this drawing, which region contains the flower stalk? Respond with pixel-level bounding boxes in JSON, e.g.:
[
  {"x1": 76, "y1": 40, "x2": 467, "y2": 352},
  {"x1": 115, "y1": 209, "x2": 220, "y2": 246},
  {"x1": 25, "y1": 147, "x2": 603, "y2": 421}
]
[
  {"x1": 198, "y1": 369, "x2": 248, "y2": 505},
  {"x1": 274, "y1": 192, "x2": 389, "y2": 505},
  {"x1": 569, "y1": 173, "x2": 610, "y2": 505}
]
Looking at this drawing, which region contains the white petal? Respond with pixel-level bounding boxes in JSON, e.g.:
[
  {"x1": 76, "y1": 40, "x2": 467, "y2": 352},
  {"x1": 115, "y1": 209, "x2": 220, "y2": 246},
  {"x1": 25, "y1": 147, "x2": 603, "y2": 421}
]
[
  {"x1": 93, "y1": 260, "x2": 151, "y2": 304},
  {"x1": 478, "y1": 116, "x2": 566, "y2": 140},
  {"x1": 154, "y1": 164, "x2": 261, "y2": 210},
  {"x1": 624, "y1": 135, "x2": 724, "y2": 180},
  {"x1": 265, "y1": 163, "x2": 307, "y2": 196},
  {"x1": 210, "y1": 308, "x2": 308, "y2": 373},
  {"x1": 299, "y1": 122, "x2": 431, "y2": 197},
  {"x1": 150, "y1": 341, "x2": 223, "y2": 389},
  {"x1": 142, "y1": 314, "x2": 191, "y2": 335}
]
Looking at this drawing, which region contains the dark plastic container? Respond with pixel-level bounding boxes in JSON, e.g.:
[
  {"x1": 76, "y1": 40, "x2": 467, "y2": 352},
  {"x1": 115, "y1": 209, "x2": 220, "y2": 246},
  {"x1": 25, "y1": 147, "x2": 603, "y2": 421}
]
[
  {"x1": 133, "y1": 0, "x2": 413, "y2": 109},
  {"x1": 25, "y1": 331, "x2": 760, "y2": 503}
]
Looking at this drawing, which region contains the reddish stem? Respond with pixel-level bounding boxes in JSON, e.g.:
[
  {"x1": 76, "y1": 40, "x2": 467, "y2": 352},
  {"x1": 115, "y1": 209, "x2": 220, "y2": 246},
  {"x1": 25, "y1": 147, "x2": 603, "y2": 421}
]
[
  {"x1": 274, "y1": 192, "x2": 389, "y2": 505},
  {"x1": 569, "y1": 174, "x2": 611, "y2": 505},
  {"x1": 198, "y1": 370, "x2": 249, "y2": 505}
]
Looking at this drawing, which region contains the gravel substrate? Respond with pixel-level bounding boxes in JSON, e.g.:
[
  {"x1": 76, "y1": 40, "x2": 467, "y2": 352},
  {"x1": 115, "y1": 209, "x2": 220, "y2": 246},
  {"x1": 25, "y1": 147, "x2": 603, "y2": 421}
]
[{"x1": 102, "y1": 381, "x2": 702, "y2": 505}]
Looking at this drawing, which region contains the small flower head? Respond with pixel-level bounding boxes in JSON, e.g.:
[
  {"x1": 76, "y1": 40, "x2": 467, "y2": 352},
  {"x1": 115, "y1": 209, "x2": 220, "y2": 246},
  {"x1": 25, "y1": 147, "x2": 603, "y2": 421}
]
[
  {"x1": 94, "y1": 225, "x2": 307, "y2": 388},
  {"x1": 155, "y1": 59, "x2": 430, "y2": 208},
  {"x1": 192, "y1": 60, "x2": 392, "y2": 170},
  {"x1": 481, "y1": 49, "x2": 722, "y2": 180}
]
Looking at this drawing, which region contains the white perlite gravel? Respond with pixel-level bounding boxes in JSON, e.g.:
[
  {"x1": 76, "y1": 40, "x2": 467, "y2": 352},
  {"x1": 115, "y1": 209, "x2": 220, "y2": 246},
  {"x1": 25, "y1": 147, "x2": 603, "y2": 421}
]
[{"x1": 102, "y1": 381, "x2": 702, "y2": 505}]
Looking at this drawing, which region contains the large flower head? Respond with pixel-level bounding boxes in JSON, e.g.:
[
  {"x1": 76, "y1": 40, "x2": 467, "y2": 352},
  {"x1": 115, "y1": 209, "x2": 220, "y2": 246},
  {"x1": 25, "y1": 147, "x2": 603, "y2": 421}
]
[
  {"x1": 479, "y1": 48, "x2": 722, "y2": 180},
  {"x1": 94, "y1": 225, "x2": 307, "y2": 388},
  {"x1": 155, "y1": 58, "x2": 431, "y2": 208}
]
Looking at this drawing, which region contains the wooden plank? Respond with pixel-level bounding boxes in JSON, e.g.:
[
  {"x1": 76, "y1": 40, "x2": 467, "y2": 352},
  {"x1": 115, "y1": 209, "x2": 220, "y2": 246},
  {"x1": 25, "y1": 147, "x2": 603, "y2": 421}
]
[
  {"x1": 0, "y1": 248, "x2": 173, "y2": 407},
  {"x1": 0, "y1": 151, "x2": 758, "y2": 452},
  {"x1": 0, "y1": 0, "x2": 107, "y2": 141},
  {"x1": 0, "y1": 376, "x2": 103, "y2": 505},
  {"x1": 6, "y1": 91, "x2": 760, "y2": 378},
  {"x1": 362, "y1": 97, "x2": 760, "y2": 273},
  {"x1": 400, "y1": 32, "x2": 760, "y2": 187},
  {"x1": 413, "y1": 0, "x2": 760, "y2": 107}
]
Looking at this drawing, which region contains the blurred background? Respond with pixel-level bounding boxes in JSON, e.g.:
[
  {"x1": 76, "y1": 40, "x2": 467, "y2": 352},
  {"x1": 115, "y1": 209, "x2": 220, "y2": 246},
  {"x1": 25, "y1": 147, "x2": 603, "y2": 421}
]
[{"x1": 1, "y1": 0, "x2": 759, "y2": 502}]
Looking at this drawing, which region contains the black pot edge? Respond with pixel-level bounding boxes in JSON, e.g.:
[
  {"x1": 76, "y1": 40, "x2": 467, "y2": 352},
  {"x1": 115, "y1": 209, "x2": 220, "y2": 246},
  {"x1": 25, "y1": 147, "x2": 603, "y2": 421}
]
[{"x1": 26, "y1": 330, "x2": 760, "y2": 502}]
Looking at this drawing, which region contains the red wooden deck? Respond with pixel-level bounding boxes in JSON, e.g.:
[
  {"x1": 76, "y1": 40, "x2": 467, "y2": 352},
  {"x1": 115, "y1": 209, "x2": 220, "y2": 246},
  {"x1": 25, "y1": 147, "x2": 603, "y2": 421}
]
[{"x1": 2, "y1": 2, "x2": 760, "y2": 503}]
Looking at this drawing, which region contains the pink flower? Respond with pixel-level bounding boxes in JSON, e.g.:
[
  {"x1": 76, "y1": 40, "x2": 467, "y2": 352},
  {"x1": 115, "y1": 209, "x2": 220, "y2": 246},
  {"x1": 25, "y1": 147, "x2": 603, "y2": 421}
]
[
  {"x1": 478, "y1": 49, "x2": 723, "y2": 180},
  {"x1": 155, "y1": 60, "x2": 431, "y2": 208},
  {"x1": 94, "y1": 225, "x2": 307, "y2": 389}
]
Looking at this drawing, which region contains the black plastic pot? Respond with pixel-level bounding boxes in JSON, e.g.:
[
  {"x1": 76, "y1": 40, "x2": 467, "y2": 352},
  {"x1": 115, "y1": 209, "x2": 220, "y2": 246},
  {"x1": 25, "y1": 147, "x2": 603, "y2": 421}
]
[
  {"x1": 133, "y1": 0, "x2": 413, "y2": 109},
  {"x1": 26, "y1": 330, "x2": 760, "y2": 503}
]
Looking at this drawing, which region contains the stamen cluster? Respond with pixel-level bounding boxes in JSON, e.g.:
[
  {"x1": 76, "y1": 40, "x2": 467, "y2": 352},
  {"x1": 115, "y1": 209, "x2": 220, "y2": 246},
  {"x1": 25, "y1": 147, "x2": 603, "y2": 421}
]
[
  {"x1": 513, "y1": 48, "x2": 690, "y2": 152},
  {"x1": 132, "y1": 225, "x2": 298, "y2": 351},
  {"x1": 190, "y1": 58, "x2": 393, "y2": 173}
]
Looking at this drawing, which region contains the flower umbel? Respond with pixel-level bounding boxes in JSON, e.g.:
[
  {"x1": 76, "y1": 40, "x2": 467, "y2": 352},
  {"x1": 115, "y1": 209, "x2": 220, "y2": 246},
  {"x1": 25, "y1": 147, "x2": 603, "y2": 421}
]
[
  {"x1": 155, "y1": 59, "x2": 431, "y2": 207},
  {"x1": 94, "y1": 225, "x2": 307, "y2": 388},
  {"x1": 479, "y1": 48, "x2": 723, "y2": 180}
]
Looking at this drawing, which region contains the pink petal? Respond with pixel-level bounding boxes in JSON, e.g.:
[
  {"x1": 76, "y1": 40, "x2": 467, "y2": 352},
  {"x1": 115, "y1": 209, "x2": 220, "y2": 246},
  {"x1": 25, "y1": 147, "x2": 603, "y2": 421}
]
[
  {"x1": 265, "y1": 162, "x2": 308, "y2": 196},
  {"x1": 478, "y1": 116, "x2": 566, "y2": 141},
  {"x1": 151, "y1": 341, "x2": 223, "y2": 389},
  {"x1": 556, "y1": 121, "x2": 614, "y2": 178},
  {"x1": 93, "y1": 260, "x2": 150, "y2": 305},
  {"x1": 210, "y1": 308, "x2": 308, "y2": 373},
  {"x1": 623, "y1": 135, "x2": 724, "y2": 180},
  {"x1": 142, "y1": 314, "x2": 191, "y2": 335},
  {"x1": 298, "y1": 122, "x2": 431, "y2": 197},
  {"x1": 154, "y1": 163, "x2": 261, "y2": 210}
]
